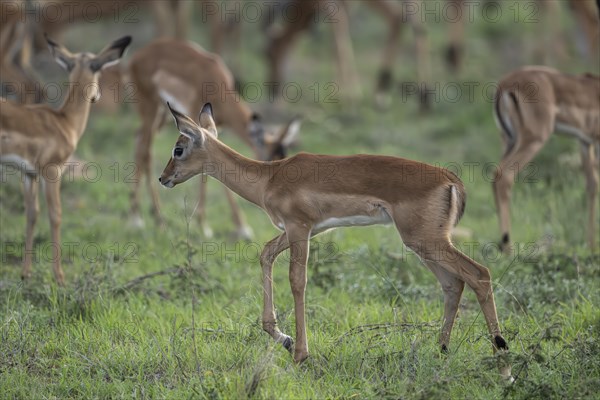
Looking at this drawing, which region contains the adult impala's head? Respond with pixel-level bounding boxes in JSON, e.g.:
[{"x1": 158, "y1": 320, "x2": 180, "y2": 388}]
[
  {"x1": 159, "y1": 103, "x2": 219, "y2": 188},
  {"x1": 45, "y1": 34, "x2": 132, "y2": 103},
  {"x1": 247, "y1": 113, "x2": 301, "y2": 161}
]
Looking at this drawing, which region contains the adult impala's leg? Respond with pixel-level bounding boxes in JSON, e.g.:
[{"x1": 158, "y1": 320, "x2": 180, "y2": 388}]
[
  {"x1": 223, "y1": 187, "x2": 253, "y2": 240},
  {"x1": 145, "y1": 114, "x2": 166, "y2": 226},
  {"x1": 196, "y1": 178, "x2": 213, "y2": 238},
  {"x1": 493, "y1": 137, "x2": 548, "y2": 253},
  {"x1": 366, "y1": 0, "x2": 402, "y2": 107},
  {"x1": 22, "y1": 174, "x2": 39, "y2": 280},
  {"x1": 445, "y1": 0, "x2": 465, "y2": 73},
  {"x1": 43, "y1": 177, "x2": 64, "y2": 285},
  {"x1": 260, "y1": 234, "x2": 293, "y2": 351},
  {"x1": 130, "y1": 99, "x2": 161, "y2": 227},
  {"x1": 581, "y1": 142, "x2": 599, "y2": 250},
  {"x1": 286, "y1": 225, "x2": 311, "y2": 363},
  {"x1": 266, "y1": 0, "x2": 316, "y2": 98}
]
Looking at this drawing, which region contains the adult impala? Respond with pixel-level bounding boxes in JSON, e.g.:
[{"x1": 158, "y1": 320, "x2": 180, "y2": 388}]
[
  {"x1": 159, "y1": 103, "x2": 510, "y2": 373},
  {"x1": 127, "y1": 38, "x2": 300, "y2": 238},
  {"x1": 0, "y1": 35, "x2": 132, "y2": 285},
  {"x1": 493, "y1": 66, "x2": 599, "y2": 252}
]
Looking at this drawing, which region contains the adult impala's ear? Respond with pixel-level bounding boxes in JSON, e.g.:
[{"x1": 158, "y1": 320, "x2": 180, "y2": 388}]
[
  {"x1": 45, "y1": 33, "x2": 76, "y2": 72},
  {"x1": 167, "y1": 102, "x2": 203, "y2": 144},
  {"x1": 198, "y1": 103, "x2": 218, "y2": 138},
  {"x1": 90, "y1": 36, "x2": 132, "y2": 72}
]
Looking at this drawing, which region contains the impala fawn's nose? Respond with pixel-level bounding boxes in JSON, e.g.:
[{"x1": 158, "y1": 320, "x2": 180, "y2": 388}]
[{"x1": 158, "y1": 177, "x2": 162, "y2": 183}]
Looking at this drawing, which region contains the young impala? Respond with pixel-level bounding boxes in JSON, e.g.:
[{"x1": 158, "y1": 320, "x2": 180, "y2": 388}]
[
  {"x1": 0, "y1": 35, "x2": 131, "y2": 285},
  {"x1": 159, "y1": 103, "x2": 510, "y2": 375},
  {"x1": 493, "y1": 66, "x2": 599, "y2": 252}
]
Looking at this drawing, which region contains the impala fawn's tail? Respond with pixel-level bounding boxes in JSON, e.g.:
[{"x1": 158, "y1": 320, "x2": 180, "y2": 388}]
[{"x1": 444, "y1": 170, "x2": 466, "y2": 228}]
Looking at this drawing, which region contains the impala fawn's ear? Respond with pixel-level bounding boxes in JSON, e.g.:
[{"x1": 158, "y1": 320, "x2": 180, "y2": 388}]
[
  {"x1": 278, "y1": 117, "x2": 302, "y2": 147},
  {"x1": 198, "y1": 103, "x2": 218, "y2": 138},
  {"x1": 167, "y1": 102, "x2": 203, "y2": 144},
  {"x1": 45, "y1": 33, "x2": 76, "y2": 71},
  {"x1": 90, "y1": 36, "x2": 132, "y2": 72}
]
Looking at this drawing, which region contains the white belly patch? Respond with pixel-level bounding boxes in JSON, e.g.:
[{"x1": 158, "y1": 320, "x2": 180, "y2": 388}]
[
  {"x1": 313, "y1": 213, "x2": 393, "y2": 232},
  {"x1": 0, "y1": 153, "x2": 37, "y2": 174}
]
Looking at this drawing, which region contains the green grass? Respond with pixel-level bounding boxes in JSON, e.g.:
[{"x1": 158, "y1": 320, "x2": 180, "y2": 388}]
[{"x1": 1, "y1": 1, "x2": 599, "y2": 398}]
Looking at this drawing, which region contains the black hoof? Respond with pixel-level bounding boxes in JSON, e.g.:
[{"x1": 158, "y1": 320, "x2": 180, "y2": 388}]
[
  {"x1": 441, "y1": 344, "x2": 449, "y2": 354},
  {"x1": 282, "y1": 337, "x2": 294, "y2": 352}
]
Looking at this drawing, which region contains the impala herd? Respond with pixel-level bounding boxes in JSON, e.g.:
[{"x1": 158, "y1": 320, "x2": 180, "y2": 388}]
[{"x1": 1, "y1": 0, "x2": 599, "y2": 377}]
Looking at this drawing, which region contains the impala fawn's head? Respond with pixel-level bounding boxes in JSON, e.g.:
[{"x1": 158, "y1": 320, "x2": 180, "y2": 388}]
[
  {"x1": 159, "y1": 103, "x2": 219, "y2": 188},
  {"x1": 45, "y1": 34, "x2": 132, "y2": 103}
]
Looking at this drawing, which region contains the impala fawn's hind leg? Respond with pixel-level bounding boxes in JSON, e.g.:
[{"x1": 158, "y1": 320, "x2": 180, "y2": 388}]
[
  {"x1": 422, "y1": 260, "x2": 465, "y2": 352},
  {"x1": 260, "y1": 234, "x2": 293, "y2": 351},
  {"x1": 581, "y1": 143, "x2": 599, "y2": 250},
  {"x1": 22, "y1": 175, "x2": 39, "y2": 280}
]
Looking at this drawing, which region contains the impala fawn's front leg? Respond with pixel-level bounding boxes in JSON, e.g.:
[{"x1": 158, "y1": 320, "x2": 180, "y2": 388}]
[
  {"x1": 22, "y1": 175, "x2": 39, "y2": 280},
  {"x1": 43, "y1": 178, "x2": 64, "y2": 286},
  {"x1": 581, "y1": 143, "x2": 599, "y2": 250},
  {"x1": 260, "y1": 234, "x2": 293, "y2": 351},
  {"x1": 286, "y1": 225, "x2": 311, "y2": 363},
  {"x1": 493, "y1": 138, "x2": 548, "y2": 253}
]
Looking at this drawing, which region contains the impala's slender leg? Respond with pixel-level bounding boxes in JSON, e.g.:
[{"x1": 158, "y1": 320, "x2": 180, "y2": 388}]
[
  {"x1": 331, "y1": 0, "x2": 361, "y2": 99},
  {"x1": 423, "y1": 261, "x2": 465, "y2": 352},
  {"x1": 366, "y1": 0, "x2": 402, "y2": 107},
  {"x1": 146, "y1": 116, "x2": 166, "y2": 226},
  {"x1": 43, "y1": 177, "x2": 64, "y2": 286},
  {"x1": 445, "y1": 0, "x2": 465, "y2": 73},
  {"x1": 581, "y1": 142, "x2": 599, "y2": 250},
  {"x1": 286, "y1": 225, "x2": 311, "y2": 363},
  {"x1": 130, "y1": 99, "x2": 161, "y2": 227},
  {"x1": 22, "y1": 174, "x2": 39, "y2": 280},
  {"x1": 260, "y1": 233, "x2": 293, "y2": 350},
  {"x1": 196, "y1": 178, "x2": 213, "y2": 238},
  {"x1": 223, "y1": 187, "x2": 253, "y2": 240},
  {"x1": 266, "y1": 1, "x2": 315, "y2": 99},
  {"x1": 493, "y1": 136, "x2": 550, "y2": 252}
]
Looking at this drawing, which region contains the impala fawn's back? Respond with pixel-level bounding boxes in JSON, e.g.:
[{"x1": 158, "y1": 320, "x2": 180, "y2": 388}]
[
  {"x1": 158, "y1": 103, "x2": 510, "y2": 377},
  {"x1": 127, "y1": 38, "x2": 300, "y2": 238},
  {"x1": 0, "y1": 35, "x2": 131, "y2": 285},
  {"x1": 493, "y1": 66, "x2": 600, "y2": 252}
]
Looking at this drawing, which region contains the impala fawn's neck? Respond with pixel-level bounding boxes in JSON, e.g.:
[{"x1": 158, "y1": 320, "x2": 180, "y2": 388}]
[
  {"x1": 58, "y1": 71, "x2": 97, "y2": 141},
  {"x1": 205, "y1": 138, "x2": 271, "y2": 207}
]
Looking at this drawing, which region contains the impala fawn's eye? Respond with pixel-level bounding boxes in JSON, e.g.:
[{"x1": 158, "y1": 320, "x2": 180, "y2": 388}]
[{"x1": 173, "y1": 147, "x2": 184, "y2": 158}]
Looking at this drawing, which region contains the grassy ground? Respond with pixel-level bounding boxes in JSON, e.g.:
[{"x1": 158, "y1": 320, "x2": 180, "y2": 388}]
[{"x1": 1, "y1": 2, "x2": 599, "y2": 398}]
